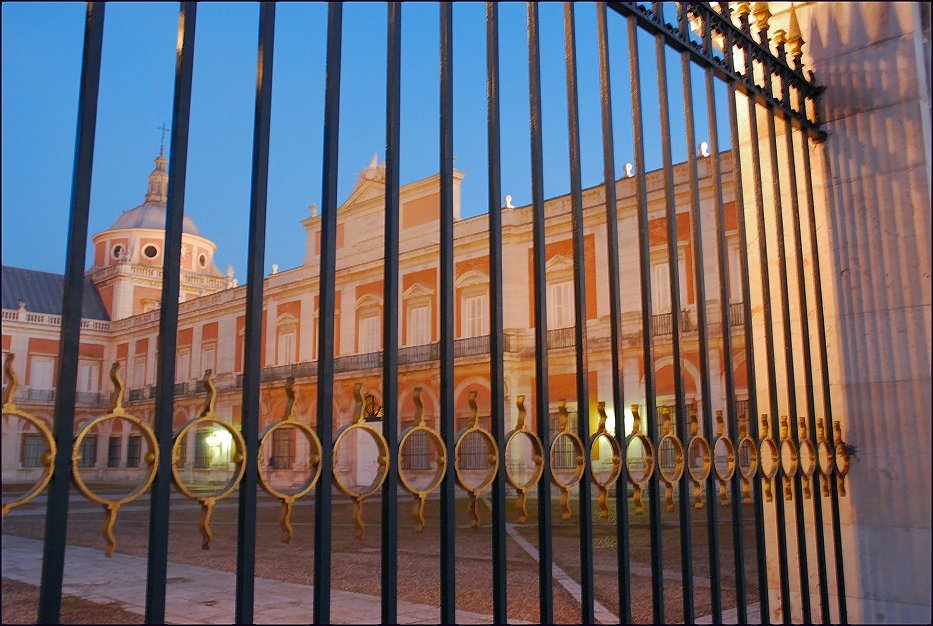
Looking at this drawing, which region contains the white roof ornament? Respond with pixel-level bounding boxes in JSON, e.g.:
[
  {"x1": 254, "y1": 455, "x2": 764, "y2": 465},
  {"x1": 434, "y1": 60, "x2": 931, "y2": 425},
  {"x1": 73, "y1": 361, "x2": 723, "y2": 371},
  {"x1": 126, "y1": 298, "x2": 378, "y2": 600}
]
[
  {"x1": 309, "y1": 203, "x2": 319, "y2": 217},
  {"x1": 271, "y1": 264, "x2": 279, "y2": 275},
  {"x1": 504, "y1": 194, "x2": 515, "y2": 209},
  {"x1": 698, "y1": 141, "x2": 711, "y2": 158},
  {"x1": 624, "y1": 163, "x2": 635, "y2": 178}
]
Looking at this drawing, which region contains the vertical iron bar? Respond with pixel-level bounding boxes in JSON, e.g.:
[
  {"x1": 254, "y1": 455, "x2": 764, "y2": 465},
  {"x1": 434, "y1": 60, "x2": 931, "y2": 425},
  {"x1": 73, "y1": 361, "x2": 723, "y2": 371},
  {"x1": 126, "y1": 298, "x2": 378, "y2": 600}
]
[
  {"x1": 652, "y1": 4, "x2": 694, "y2": 620},
  {"x1": 235, "y1": 3, "x2": 275, "y2": 622},
  {"x1": 485, "y1": 3, "x2": 509, "y2": 623},
  {"x1": 676, "y1": 5, "x2": 720, "y2": 621},
  {"x1": 527, "y1": 4, "x2": 554, "y2": 622},
  {"x1": 382, "y1": 3, "x2": 401, "y2": 624},
  {"x1": 705, "y1": 8, "x2": 748, "y2": 622},
  {"x1": 562, "y1": 5, "x2": 594, "y2": 623},
  {"x1": 143, "y1": 4, "x2": 197, "y2": 623},
  {"x1": 739, "y1": 10, "x2": 792, "y2": 619},
  {"x1": 776, "y1": 43, "x2": 831, "y2": 622},
  {"x1": 799, "y1": 120, "x2": 848, "y2": 626},
  {"x1": 626, "y1": 14, "x2": 664, "y2": 624},
  {"x1": 596, "y1": 3, "x2": 632, "y2": 622},
  {"x1": 313, "y1": 4, "x2": 343, "y2": 623},
  {"x1": 438, "y1": 3, "x2": 456, "y2": 623},
  {"x1": 762, "y1": 54, "x2": 812, "y2": 625},
  {"x1": 725, "y1": 81, "x2": 771, "y2": 626},
  {"x1": 37, "y1": 3, "x2": 105, "y2": 623}
]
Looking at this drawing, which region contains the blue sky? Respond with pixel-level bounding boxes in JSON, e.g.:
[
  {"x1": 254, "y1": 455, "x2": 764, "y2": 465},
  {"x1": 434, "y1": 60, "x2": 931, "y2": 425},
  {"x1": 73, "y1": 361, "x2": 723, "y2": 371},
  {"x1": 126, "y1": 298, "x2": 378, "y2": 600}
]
[{"x1": 2, "y1": 2, "x2": 730, "y2": 278}]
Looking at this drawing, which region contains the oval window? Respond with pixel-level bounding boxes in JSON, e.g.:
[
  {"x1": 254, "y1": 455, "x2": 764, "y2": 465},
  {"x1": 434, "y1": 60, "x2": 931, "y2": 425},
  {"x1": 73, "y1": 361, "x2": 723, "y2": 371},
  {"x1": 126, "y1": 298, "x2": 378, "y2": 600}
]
[
  {"x1": 111, "y1": 244, "x2": 124, "y2": 260},
  {"x1": 143, "y1": 244, "x2": 159, "y2": 259},
  {"x1": 198, "y1": 253, "x2": 208, "y2": 268}
]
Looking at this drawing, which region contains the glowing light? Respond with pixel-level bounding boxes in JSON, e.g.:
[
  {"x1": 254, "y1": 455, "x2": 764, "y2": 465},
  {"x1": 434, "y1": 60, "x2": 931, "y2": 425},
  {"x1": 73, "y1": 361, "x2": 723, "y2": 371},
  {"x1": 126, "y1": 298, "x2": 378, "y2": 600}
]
[{"x1": 205, "y1": 427, "x2": 232, "y2": 450}]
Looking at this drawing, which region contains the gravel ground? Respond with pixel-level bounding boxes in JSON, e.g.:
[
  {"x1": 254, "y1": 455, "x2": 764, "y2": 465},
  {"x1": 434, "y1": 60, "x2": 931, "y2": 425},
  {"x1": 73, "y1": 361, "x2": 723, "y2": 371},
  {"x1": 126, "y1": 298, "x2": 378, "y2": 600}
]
[
  {"x1": 2, "y1": 486, "x2": 760, "y2": 624},
  {"x1": 1, "y1": 578, "x2": 144, "y2": 625}
]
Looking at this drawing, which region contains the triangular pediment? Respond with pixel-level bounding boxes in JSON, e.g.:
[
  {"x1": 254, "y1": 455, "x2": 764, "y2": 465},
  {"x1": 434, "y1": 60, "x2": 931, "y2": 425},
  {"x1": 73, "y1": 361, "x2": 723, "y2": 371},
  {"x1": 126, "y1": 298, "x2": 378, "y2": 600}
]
[{"x1": 546, "y1": 254, "x2": 573, "y2": 273}]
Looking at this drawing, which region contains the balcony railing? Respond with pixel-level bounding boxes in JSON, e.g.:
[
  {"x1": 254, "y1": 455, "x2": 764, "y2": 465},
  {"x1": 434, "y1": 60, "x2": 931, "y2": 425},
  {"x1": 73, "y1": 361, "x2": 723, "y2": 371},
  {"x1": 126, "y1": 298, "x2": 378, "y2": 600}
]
[
  {"x1": 398, "y1": 343, "x2": 438, "y2": 365},
  {"x1": 547, "y1": 327, "x2": 576, "y2": 349},
  {"x1": 729, "y1": 301, "x2": 745, "y2": 327},
  {"x1": 454, "y1": 335, "x2": 488, "y2": 357},
  {"x1": 651, "y1": 310, "x2": 690, "y2": 336},
  {"x1": 334, "y1": 351, "x2": 383, "y2": 372}
]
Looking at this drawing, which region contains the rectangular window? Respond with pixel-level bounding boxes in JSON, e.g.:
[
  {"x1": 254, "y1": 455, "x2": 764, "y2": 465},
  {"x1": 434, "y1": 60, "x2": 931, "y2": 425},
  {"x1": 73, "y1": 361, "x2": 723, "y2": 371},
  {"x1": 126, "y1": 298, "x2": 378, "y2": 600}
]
[
  {"x1": 107, "y1": 436, "x2": 122, "y2": 468},
  {"x1": 548, "y1": 281, "x2": 574, "y2": 329},
  {"x1": 78, "y1": 435, "x2": 97, "y2": 468},
  {"x1": 270, "y1": 429, "x2": 295, "y2": 469},
  {"x1": 651, "y1": 256, "x2": 688, "y2": 313},
  {"x1": 407, "y1": 304, "x2": 431, "y2": 346},
  {"x1": 201, "y1": 344, "x2": 216, "y2": 374},
  {"x1": 126, "y1": 435, "x2": 142, "y2": 468},
  {"x1": 20, "y1": 433, "x2": 43, "y2": 468},
  {"x1": 728, "y1": 241, "x2": 743, "y2": 303},
  {"x1": 29, "y1": 356, "x2": 54, "y2": 390},
  {"x1": 134, "y1": 356, "x2": 147, "y2": 388},
  {"x1": 278, "y1": 330, "x2": 297, "y2": 365},
  {"x1": 359, "y1": 314, "x2": 381, "y2": 353},
  {"x1": 461, "y1": 293, "x2": 488, "y2": 338},
  {"x1": 78, "y1": 360, "x2": 99, "y2": 393},
  {"x1": 176, "y1": 350, "x2": 190, "y2": 382}
]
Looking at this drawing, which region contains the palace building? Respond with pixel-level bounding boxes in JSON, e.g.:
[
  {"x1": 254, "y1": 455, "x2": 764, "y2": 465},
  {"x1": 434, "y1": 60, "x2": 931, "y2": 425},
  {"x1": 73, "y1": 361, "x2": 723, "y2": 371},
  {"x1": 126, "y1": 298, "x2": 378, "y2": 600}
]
[{"x1": 1, "y1": 145, "x2": 748, "y2": 486}]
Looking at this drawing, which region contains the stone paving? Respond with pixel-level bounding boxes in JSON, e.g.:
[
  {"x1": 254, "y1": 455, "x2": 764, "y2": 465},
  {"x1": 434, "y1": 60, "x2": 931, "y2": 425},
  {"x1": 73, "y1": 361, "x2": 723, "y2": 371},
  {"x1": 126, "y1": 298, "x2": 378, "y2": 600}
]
[{"x1": 1, "y1": 535, "x2": 528, "y2": 624}]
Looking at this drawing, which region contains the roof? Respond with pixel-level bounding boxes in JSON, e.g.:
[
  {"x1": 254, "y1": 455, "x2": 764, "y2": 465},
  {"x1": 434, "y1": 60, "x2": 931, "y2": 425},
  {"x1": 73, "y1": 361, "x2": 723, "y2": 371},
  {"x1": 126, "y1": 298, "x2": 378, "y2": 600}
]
[
  {"x1": 1, "y1": 266, "x2": 110, "y2": 321},
  {"x1": 108, "y1": 202, "x2": 202, "y2": 236}
]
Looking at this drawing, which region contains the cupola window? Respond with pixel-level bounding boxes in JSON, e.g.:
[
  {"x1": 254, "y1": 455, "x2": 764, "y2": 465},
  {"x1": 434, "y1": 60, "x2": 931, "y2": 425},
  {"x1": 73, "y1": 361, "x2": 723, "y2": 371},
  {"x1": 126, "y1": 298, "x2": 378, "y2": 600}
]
[{"x1": 143, "y1": 244, "x2": 159, "y2": 259}]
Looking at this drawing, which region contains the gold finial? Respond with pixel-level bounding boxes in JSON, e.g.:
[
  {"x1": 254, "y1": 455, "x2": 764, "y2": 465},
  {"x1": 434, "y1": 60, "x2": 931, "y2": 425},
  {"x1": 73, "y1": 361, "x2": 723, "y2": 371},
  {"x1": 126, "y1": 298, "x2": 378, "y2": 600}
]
[
  {"x1": 352, "y1": 382, "x2": 365, "y2": 423},
  {"x1": 753, "y1": 2, "x2": 771, "y2": 32},
  {"x1": 773, "y1": 29, "x2": 787, "y2": 46},
  {"x1": 557, "y1": 399, "x2": 569, "y2": 432},
  {"x1": 596, "y1": 401, "x2": 608, "y2": 432},
  {"x1": 3, "y1": 352, "x2": 18, "y2": 408},
  {"x1": 282, "y1": 376, "x2": 296, "y2": 421},
  {"x1": 413, "y1": 386, "x2": 425, "y2": 426},
  {"x1": 735, "y1": 1, "x2": 751, "y2": 17},
  {"x1": 200, "y1": 369, "x2": 216, "y2": 417},
  {"x1": 468, "y1": 390, "x2": 479, "y2": 428},
  {"x1": 515, "y1": 394, "x2": 526, "y2": 430},
  {"x1": 109, "y1": 362, "x2": 125, "y2": 412},
  {"x1": 787, "y1": 3, "x2": 804, "y2": 59}
]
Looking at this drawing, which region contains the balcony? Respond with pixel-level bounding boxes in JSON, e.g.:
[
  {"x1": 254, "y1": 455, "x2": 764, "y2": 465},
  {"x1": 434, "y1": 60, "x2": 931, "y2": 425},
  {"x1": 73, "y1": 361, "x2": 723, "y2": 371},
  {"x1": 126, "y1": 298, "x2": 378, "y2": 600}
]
[
  {"x1": 729, "y1": 301, "x2": 745, "y2": 328},
  {"x1": 651, "y1": 310, "x2": 690, "y2": 336},
  {"x1": 546, "y1": 327, "x2": 576, "y2": 350},
  {"x1": 334, "y1": 352, "x2": 383, "y2": 372}
]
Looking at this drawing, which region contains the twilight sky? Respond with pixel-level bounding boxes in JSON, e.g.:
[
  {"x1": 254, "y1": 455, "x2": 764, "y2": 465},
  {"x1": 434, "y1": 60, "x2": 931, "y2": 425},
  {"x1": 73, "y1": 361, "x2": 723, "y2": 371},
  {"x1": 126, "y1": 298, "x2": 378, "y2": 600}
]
[{"x1": 2, "y1": 2, "x2": 729, "y2": 278}]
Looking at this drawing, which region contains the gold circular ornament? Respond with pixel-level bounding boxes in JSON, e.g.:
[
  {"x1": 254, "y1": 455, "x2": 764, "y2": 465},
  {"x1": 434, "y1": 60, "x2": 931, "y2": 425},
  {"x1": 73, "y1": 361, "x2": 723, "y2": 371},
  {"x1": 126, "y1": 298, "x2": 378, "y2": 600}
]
[
  {"x1": 589, "y1": 402, "x2": 622, "y2": 519},
  {"x1": 454, "y1": 391, "x2": 500, "y2": 528},
  {"x1": 713, "y1": 435, "x2": 736, "y2": 483},
  {"x1": 332, "y1": 383, "x2": 390, "y2": 537},
  {"x1": 759, "y1": 438, "x2": 779, "y2": 480},
  {"x1": 624, "y1": 405, "x2": 655, "y2": 514},
  {"x1": 779, "y1": 416, "x2": 799, "y2": 502},
  {"x1": 397, "y1": 387, "x2": 447, "y2": 532},
  {"x1": 1, "y1": 354, "x2": 56, "y2": 519},
  {"x1": 70, "y1": 363, "x2": 158, "y2": 556},
  {"x1": 171, "y1": 371, "x2": 247, "y2": 550},
  {"x1": 257, "y1": 377, "x2": 323, "y2": 543},
  {"x1": 549, "y1": 400, "x2": 585, "y2": 521},
  {"x1": 503, "y1": 395, "x2": 544, "y2": 523}
]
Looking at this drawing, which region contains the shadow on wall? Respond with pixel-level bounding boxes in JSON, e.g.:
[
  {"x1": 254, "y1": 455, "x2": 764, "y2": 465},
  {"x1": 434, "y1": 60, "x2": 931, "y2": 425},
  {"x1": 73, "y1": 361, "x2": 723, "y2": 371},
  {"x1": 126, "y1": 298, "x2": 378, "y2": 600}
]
[{"x1": 809, "y1": 2, "x2": 931, "y2": 623}]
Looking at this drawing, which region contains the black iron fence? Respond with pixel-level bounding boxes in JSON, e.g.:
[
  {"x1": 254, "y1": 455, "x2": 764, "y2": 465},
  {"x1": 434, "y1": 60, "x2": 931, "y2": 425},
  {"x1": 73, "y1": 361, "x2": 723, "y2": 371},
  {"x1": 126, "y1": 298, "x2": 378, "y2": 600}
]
[{"x1": 1, "y1": 3, "x2": 852, "y2": 625}]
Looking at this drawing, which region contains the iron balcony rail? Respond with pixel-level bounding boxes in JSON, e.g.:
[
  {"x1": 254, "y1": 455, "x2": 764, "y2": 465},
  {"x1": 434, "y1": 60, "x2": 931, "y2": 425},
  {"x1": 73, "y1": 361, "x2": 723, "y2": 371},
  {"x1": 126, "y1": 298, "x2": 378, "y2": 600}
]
[
  {"x1": 651, "y1": 309, "x2": 691, "y2": 336},
  {"x1": 729, "y1": 301, "x2": 745, "y2": 327},
  {"x1": 546, "y1": 326, "x2": 575, "y2": 349}
]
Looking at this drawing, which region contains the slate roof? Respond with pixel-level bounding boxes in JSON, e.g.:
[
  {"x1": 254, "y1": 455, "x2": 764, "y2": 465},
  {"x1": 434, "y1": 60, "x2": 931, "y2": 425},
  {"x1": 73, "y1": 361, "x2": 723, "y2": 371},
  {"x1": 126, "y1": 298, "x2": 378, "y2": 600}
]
[{"x1": 1, "y1": 266, "x2": 110, "y2": 321}]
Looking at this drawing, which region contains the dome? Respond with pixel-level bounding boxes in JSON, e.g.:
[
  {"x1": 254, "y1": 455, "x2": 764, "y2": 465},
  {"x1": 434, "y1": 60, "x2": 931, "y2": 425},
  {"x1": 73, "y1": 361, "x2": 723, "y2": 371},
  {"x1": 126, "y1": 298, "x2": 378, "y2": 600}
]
[{"x1": 108, "y1": 203, "x2": 202, "y2": 236}]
